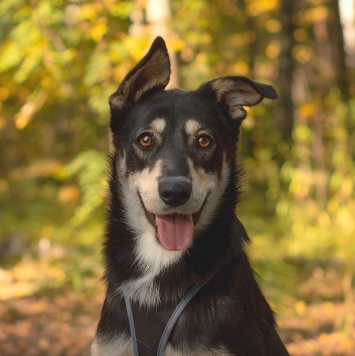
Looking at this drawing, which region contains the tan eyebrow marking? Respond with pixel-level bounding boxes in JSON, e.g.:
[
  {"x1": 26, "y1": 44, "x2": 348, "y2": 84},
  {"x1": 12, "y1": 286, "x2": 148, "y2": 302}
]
[
  {"x1": 185, "y1": 119, "x2": 201, "y2": 136},
  {"x1": 150, "y1": 118, "x2": 166, "y2": 133}
]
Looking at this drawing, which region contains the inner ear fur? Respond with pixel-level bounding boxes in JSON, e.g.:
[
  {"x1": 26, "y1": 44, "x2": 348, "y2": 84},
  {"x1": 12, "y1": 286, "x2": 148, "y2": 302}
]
[
  {"x1": 198, "y1": 76, "x2": 278, "y2": 121},
  {"x1": 109, "y1": 36, "x2": 171, "y2": 112}
]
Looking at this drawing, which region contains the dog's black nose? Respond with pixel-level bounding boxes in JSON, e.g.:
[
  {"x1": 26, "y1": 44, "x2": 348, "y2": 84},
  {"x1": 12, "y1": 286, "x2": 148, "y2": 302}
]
[{"x1": 158, "y1": 177, "x2": 192, "y2": 207}]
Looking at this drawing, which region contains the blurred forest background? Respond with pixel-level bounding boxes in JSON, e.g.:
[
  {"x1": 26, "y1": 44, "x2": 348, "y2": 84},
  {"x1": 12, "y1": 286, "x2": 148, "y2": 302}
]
[{"x1": 0, "y1": 0, "x2": 354, "y2": 355}]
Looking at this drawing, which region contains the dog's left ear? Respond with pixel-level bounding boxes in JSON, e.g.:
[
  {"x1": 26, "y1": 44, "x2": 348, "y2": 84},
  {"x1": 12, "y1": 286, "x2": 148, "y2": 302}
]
[
  {"x1": 109, "y1": 36, "x2": 171, "y2": 113},
  {"x1": 197, "y1": 76, "x2": 278, "y2": 122}
]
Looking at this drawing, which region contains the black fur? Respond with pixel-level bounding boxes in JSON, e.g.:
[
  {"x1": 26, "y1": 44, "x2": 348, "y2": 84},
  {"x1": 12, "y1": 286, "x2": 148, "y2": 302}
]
[{"x1": 93, "y1": 37, "x2": 289, "y2": 356}]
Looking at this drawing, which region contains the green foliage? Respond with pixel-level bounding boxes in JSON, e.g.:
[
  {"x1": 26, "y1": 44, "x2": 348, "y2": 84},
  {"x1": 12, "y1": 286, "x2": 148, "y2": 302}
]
[
  {"x1": 64, "y1": 149, "x2": 107, "y2": 233},
  {"x1": 241, "y1": 95, "x2": 355, "y2": 260},
  {"x1": 1, "y1": 4, "x2": 354, "y2": 353},
  {"x1": 0, "y1": 0, "x2": 354, "y2": 283},
  {"x1": 277, "y1": 98, "x2": 355, "y2": 258}
]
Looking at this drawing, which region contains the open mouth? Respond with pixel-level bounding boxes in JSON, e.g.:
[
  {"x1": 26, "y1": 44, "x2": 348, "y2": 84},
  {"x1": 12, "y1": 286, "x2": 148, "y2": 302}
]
[{"x1": 137, "y1": 194, "x2": 208, "y2": 252}]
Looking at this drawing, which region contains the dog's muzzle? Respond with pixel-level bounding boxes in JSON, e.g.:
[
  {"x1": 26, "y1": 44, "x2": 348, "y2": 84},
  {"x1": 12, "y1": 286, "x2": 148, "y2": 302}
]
[{"x1": 137, "y1": 177, "x2": 208, "y2": 252}]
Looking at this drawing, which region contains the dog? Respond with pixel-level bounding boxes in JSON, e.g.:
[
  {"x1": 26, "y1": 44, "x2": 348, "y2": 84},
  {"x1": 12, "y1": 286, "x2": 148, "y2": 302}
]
[{"x1": 92, "y1": 37, "x2": 289, "y2": 356}]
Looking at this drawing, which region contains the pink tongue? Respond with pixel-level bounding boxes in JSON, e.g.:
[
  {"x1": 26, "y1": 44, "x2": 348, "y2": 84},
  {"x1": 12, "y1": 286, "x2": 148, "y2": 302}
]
[{"x1": 155, "y1": 214, "x2": 194, "y2": 251}]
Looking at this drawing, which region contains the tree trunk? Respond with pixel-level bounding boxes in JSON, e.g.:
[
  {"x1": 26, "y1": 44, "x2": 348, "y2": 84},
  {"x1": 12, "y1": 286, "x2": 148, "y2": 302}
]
[
  {"x1": 241, "y1": 0, "x2": 257, "y2": 77},
  {"x1": 146, "y1": 0, "x2": 179, "y2": 88},
  {"x1": 328, "y1": 0, "x2": 350, "y2": 100},
  {"x1": 278, "y1": 0, "x2": 295, "y2": 142}
]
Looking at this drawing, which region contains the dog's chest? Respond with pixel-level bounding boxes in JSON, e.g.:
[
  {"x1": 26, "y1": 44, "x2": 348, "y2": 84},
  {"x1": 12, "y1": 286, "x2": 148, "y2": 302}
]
[{"x1": 131, "y1": 302, "x2": 175, "y2": 355}]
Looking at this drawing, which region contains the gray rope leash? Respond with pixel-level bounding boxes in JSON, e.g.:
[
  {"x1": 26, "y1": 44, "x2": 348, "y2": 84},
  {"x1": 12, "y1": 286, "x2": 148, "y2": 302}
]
[
  {"x1": 124, "y1": 279, "x2": 210, "y2": 356},
  {"x1": 124, "y1": 293, "x2": 139, "y2": 356},
  {"x1": 157, "y1": 281, "x2": 209, "y2": 355}
]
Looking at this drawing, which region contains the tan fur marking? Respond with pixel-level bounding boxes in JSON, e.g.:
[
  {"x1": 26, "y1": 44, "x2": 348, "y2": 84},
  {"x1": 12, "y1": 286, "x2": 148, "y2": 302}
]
[
  {"x1": 165, "y1": 344, "x2": 232, "y2": 356},
  {"x1": 150, "y1": 118, "x2": 166, "y2": 133},
  {"x1": 212, "y1": 79, "x2": 236, "y2": 103},
  {"x1": 110, "y1": 95, "x2": 125, "y2": 109},
  {"x1": 212, "y1": 79, "x2": 262, "y2": 108},
  {"x1": 91, "y1": 335, "x2": 132, "y2": 356},
  {"x1": 185, "y1": 119, "x2": 201, "y2": 136},
  {"x1": 133, "y1": 51, "x2": 170, "y2": 103},
  {"x1": 187, "y1": 156, "x2": 230, "y2": 235},
  {"x1": 110, "y1": 50, "x2": 170, "y2": 110}
]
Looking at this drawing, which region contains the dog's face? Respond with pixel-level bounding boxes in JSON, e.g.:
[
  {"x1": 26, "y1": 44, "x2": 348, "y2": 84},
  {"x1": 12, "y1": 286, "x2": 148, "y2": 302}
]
[
  {"x1": 109, "y1": 37, "x2": 277, "y2": 267},
  {"x1": 115, "y1": 90, "x2": 234, "y2": 254}
]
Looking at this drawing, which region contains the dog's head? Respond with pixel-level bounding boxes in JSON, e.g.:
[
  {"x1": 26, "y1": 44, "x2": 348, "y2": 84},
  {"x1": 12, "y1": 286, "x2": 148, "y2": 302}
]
[{"x1": 109, "y1": 37, "x2": 277, "y2": 262}]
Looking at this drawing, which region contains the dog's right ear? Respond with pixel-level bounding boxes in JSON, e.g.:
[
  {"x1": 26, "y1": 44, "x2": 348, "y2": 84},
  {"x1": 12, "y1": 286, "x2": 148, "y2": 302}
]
[{"x1": 109, "y1": 37, "x2": 171, "y2": 114}]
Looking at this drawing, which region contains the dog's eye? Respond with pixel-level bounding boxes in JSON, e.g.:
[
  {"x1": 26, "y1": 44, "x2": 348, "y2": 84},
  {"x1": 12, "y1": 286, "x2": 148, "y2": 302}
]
[
  {"x1": 196, "y1": 135, "x2": 212, "y2": 149},
  {"x1": 137, "y1": 133, "x2": 154, "y2": 148}
]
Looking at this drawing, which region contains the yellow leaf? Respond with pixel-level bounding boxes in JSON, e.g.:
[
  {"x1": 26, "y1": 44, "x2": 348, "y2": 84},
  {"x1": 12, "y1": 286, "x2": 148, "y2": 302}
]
[
  {"x1": 295, "y1": 300, "x2": 307, "y2": 315},
  {"x1": 299, "y1": 103, "x2": 316, "y2": 119},
  {"x1": 266, "y1": 41, "x2": 280, "y2": 59},
  {"x1": 90, "y1": 23, "x2": 108, "y2": 42},
  {"x1": 265, "y1": 19, "x2": 281, "y2": 33},
  {"x1": 58, "y1": 185, "x2": 80, "y2": 203},
  {"x1": 15, "y1": 113, "x2": 31, "y2": 129}
]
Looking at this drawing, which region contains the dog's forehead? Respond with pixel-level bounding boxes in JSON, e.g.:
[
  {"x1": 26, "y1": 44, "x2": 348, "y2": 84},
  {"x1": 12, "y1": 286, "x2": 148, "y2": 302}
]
[{"x1": 129, "y1": 90, "x2": 219, "y2": 132}]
